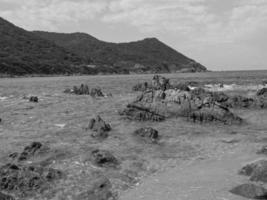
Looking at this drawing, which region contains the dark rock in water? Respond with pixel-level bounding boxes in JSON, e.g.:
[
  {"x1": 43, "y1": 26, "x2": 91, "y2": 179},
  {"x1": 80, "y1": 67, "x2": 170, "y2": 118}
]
[
  {"x1": 230, "y1": 183, "x2": 267, "y2": 199},
  {"x1": 90, "y1": 149, "x2": 119, "y2": 168},
  {"x1": 0, "y1": 192, "x2": 14, "y2": 200},
  {"x1": 151, "y1": 75, "x2": 170, "y2": 91},
  {"x1": 239, "y1": 160, "x2": 267, "y2": 183},
  {"x1": 119, "y1": 103, "x2": 165, "y2": 122},
  {"x1": 90, "y1": 88, "x2": 104, "y2": 97},
  {"x1": 29, "y1": 96, "x2": 38, "y2": 103},
  {"x1": 257, "y1": 145, "x2": 267, "y2": 155},
  {"x1": 132, "y1": 82, "x2": 149, "y2": 92},
  {"x1": 0, "y1": 163, "x2": 62, "y2": 195},
  {"x1": 88, "y1": 116, "x2": 111, "y2": 139},
  {"x1": 15, "y1": 142, "x2": 43, "y2": 161},
  {"x1": 75, "y1": 176, "x2": 115, "y2": 200},
  {"x1": 189, "y1": 104, "x2": 243, "y2": 125},
  {"x1": 257, "y1": 88, "x2": 267, "y2": 96},
  {"x1": 65, "y1": 84, "x2": 105, "y2": 97},
  {"x1": 133, "y1": 127, "x2": 159, "y2": 143}
]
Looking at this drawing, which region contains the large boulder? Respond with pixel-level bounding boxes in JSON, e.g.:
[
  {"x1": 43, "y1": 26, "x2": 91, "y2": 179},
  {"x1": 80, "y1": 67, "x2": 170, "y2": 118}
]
[
  {"x1": 88, "y1": 116, "x2": 111, "y2": 139},
  {"x1": 257, "y1": 145, "x2": 267, "y2": 155},
  {"x1": 239, "y1": 159, "x2": 267, "y2": 183},
  {"x1": 133, "y1": 127, "x2": 159, "y2": 143},
  {"x1": 90, "y1": 149, "x2": 119, "y2": 168},
  {"x1": 230, "y1": 183, "x2": 267, "y2": 199}
]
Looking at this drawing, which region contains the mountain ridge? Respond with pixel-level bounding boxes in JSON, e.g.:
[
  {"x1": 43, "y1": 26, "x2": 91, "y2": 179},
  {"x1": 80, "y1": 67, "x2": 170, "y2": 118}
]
[{"x1": 0, "y1": 16, "x2": 207, "y2": 76}]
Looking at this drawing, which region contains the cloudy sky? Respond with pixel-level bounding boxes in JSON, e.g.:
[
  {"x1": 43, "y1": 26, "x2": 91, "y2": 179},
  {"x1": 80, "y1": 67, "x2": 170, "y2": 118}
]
[{"x1": 0, "y1": 0, "x2": 266, "y2": 71}]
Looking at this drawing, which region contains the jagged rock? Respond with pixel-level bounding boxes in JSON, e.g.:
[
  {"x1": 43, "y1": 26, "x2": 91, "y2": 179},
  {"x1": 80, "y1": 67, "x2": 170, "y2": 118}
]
[
  {"x1": 64, "y1": 84, "x2": 105, "y2": 97},
  {"x1": 239, "y1": 159, "x2": 267, "y2": 183},
  {"x1": 90, "y1": 149, "x2": 119, "y2": 168},
  {"x1": 119, "y1": 103, "x2": 165, "y2": 122},
  {"x1": 257, "y1": 145, "x2": 267, "y2": 155},
  {"x1": 151, "y1": 75, "x2": 170, "y2": 91},
  {"x1": 0, "y1": 163, "x2": 62, "y2": 195},
  {"x1": 90, "y1": 88, "x2": 104, "y2": 97},
  {"x1": 257, "y1": 88, "x2": 267, "y2": 96},
  {"x1": 132, "y1": 82, "x2": 149, "y2": 92},
  {"x1": 230, "y1": 183, "x2": 267, "y2": 199},
  {"x1": 133, "y1": 127, "x2": 159, "y2": 143},
  {"x1": 88, "y1": 116, "x2": 111, "y2": 139},
  {"x1": 9, "y1": 142, "x2": 44, "y2": 162},
  {"x1": 75, "y1": 176, "x2": 115, "y2": 200},
  {"x1": 29, "y1": 96, "x2": 38, "y2": 103}
]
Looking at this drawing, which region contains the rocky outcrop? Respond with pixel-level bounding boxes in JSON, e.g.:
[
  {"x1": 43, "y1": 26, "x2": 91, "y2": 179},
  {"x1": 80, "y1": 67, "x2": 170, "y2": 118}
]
[
  {"x1": 119, "y1": 103, "x2": 166, "y2": 122},
  {"x1": 257, "y1": 145, "x2": 267, "y2": 155},
  {"x1": 88, "y1": 116, "x2": 111, "y2": 139},
  {"x1": 90, "y1": 149, "x2": 119, "y2": 168},
  {"x1": 239, "y1": 159, "x2": 267, "y2": 183},
  {"x1": 257, "y1": 88, "x2": 267, "y2": 96},
  {"x1": 133, "y1": 127, "x2": 159, "y2": 143},
  {"x1": 230, "y1": 183, "x2": 267, "y2": 199},
  {"x1": 64, "y1": 84, "x2": 105, "y2": 97}
]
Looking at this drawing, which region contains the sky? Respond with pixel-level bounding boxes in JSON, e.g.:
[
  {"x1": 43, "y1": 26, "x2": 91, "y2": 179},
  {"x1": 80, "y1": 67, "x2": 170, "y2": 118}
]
[{"x1": 0, "y1": 0, "x2": 266, "y2": 71}]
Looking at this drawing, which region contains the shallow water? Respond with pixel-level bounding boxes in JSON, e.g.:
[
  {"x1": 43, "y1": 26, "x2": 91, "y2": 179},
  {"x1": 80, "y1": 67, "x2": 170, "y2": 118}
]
[{"x1": 0, "y1": 71, "x2": 267, "y2": 199}]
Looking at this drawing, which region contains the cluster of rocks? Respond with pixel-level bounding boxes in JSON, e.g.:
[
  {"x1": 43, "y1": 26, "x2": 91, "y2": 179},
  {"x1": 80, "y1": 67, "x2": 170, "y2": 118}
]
[
  {"x1": 29, "y1": 96, "x2": 38, "y2": 103},
  {"x1": 133, "y1": 127, "x2": 159, "y2": 143},
  {"x1": 230, "y1": 159, "x2": 267, "y2": 199},
  {"x1": 0, "y1": 142, "x2": 63, "y2": 199},
  {"x1": 64, "y1": 84, "x2": 107, "y2": 97},
  {"x1": 122, "y1": 75, "x2": 243, "y2": 124}
]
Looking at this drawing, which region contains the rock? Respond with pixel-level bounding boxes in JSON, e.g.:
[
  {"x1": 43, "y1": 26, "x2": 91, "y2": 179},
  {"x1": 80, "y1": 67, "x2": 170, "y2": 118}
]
[
  {"x1": 75, "y1": 176, "x2": 115, "y2": 200},
  {"x1": 189, "y1": 104, "x2": 243, "y2": 125},
  {"x1": 88, "y1": 116, "x2": 111, "y2": 139},
  {"x1": 239, "y1": 159, "x2": 267, "y2": 183},
  {"x1": 257, "y1": 88, "x2": 267, "y2": 96},
  {"x1": 119, "y1": 103, "x2": 165, "y2": 122},
  {"x1": 257, "y1": 145, "x2": 267, "y2": 155},
  {"x1": 90, "y1": 88, "x2": 104, "y2": 97},
  {"x1": 132, "y1": 82, "x2": 149, "y2": 92},
  {"x1": 65, "y1": 84, "x2": 105, "y2": 97},
  {"x1": 0, "y1": 163, "x2": 62, "y2": 195},
  {"x1": 90, "y1": 149, "x2": 119, "y2": 168},
  {"x1": 230, "y1": 183, "x2": 267, "y2": 199},
  {"x1": 151, "y1": 75, "x2": 170, "y2": 91},
  {"x1": 0, "y1": 192, "x2": 14, "y2": 200},
  {"x1": 29, "y1": 96, "x2": 38, "y2": 103},
  {"x1": 133, "y1": 127, "x2": 159, "y2": 143},
  {"x1": 13, "y1": 142, "x2": 44, "y2": 161}
]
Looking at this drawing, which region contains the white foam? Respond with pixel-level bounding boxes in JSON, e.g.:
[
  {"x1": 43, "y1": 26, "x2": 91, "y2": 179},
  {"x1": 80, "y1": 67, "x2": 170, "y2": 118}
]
[
  {"x1": 204, "y1": 84, "x2": 266, "y2": 92},
  {"x1": 54, "y1": 124, "x2": 66, "y2": 128},
  {"x1": 0, "y1": 96, "x2": 8, "y2": 101}
]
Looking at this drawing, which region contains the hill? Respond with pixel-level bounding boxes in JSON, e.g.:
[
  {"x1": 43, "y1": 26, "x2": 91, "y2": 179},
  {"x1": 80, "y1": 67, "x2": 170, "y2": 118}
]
[
  {"x1": 34, "y1": 31, "x2": 207, "y2": 73},
  {"x1": 0, "y1": 17, "x2": 92, "y2": 75},
  {"x1": 0, "y1": 16, "x2": 207, "y2": 76}
]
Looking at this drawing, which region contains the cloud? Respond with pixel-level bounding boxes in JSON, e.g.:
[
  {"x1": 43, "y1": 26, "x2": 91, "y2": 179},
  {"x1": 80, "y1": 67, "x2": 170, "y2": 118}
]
[{"x1": 0, "y1": 0, "x2": 108, "y2": 30}]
